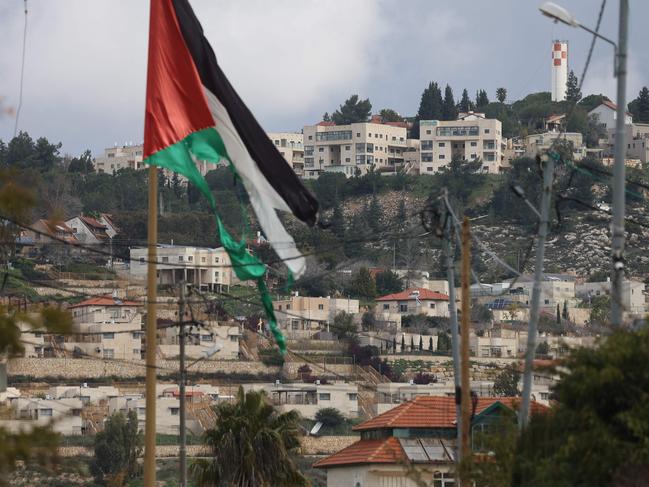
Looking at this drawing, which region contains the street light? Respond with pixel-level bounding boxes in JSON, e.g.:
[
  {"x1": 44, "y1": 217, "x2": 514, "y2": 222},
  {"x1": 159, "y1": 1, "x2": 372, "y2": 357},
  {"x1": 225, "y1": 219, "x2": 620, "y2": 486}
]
[{"x1": 539, "y1": 2, "x2": 618, "y2": 74}]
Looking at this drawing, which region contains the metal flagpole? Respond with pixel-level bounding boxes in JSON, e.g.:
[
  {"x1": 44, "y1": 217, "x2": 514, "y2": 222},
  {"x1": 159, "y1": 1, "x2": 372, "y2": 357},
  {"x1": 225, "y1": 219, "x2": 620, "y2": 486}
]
[
  {"x1": 143, "y1": 165, "x2": 158, "y2": 487},
  {"x1": 611, "y1": 0, "x2": 629, "y2": 326},
  {"x1": 442, "y1": 195, "x2": 462, "y2": 467},
  {"x1": 460, "y1": 217, "x2": 472, "y2": 478},
  {"x1": 179, "y1": 283, "x2": 187, "y2": 487},
  {"x1": 519, "y1": 155, "x2": 555, "y2": 429}
]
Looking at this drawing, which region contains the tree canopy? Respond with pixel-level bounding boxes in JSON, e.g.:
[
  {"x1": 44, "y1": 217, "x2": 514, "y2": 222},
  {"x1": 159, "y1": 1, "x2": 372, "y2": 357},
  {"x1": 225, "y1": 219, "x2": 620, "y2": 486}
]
[{"x1": 331, "y1": 94, "x2": 372, "y2": 125}]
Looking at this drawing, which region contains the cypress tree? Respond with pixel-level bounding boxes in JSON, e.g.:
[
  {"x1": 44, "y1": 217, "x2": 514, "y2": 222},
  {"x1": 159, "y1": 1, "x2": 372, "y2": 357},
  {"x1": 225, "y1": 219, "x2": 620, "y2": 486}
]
[
  {"x1": 566, "y1": 70, "x2": 582, "y2": 103},
  {"x1": 458, "y1": 89, "x2": 473, "y2": 112},
  {"x1": 442, "y1": 84, "x2": 457, "y2": 121}
]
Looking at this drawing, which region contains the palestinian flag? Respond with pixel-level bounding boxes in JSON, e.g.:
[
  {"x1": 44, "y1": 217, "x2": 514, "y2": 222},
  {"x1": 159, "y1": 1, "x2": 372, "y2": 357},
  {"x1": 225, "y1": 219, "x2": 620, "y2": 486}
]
[{"x1": 143, "y1": 0, "x2": 318, "y2": 351}]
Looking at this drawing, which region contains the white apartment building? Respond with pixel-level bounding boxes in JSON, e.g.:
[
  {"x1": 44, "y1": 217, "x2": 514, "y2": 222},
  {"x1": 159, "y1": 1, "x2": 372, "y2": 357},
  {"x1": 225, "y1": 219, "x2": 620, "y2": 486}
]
[
  {"x1": 109, "y1": 394, "x2": 201, "y2": 435},
  {"x1": 302, "y1": 121, "x2": 408, "y2": 179},
  {"x1": 268, "y1": 132, "x2": 304, "y2": 177},
  {"x1": 48, "y1": 385, "x2": 120, "y2": 405},
  {"x1": 419, "y1": 112, "x2": 506, "y2": 174},
  {"x1": 63, "y1": 296, "x2": 143, "y2": 360},
  {"x1": 130, "y1": 245, "x2": 232, "y2": 291},
  {"x1": 523, "y1": 131, "x2": 586, "y2": 161},
  {"x1": 273, "y1": 295, "x2": 360, "y2": 339},
  {"x1": 94, "y1": 143, "x2": 214, "y2": 178},
  {"x1": 508, "y1": 274, "x2": 578, "y2": 311},
  {"x1": 575, "y1": 279, "x2": 646, "y2": 317},
  {"x1": 2, "y1": 397, "x2": 83, "y2": 435},
  {"x1": 156, "y1": 320, "x2": 241, "y2": 360},
  {"x1": 243, "y1": 382, "x2": 359, "y2": 419},
  {"x1": 588, "y1": 100, "x2": 633, "y2": 130}
]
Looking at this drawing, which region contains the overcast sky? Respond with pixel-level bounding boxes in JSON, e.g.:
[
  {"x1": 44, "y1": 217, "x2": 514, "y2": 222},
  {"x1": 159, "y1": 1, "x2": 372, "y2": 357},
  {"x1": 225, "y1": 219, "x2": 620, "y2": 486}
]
[{"x1": 1, "y1": 0, "x2": 648, "y2": 156}]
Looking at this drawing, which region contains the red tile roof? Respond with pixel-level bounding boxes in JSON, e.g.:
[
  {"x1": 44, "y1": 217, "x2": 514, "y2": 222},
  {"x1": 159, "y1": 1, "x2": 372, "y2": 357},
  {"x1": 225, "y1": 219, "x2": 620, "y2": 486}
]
[
  {"x1": 68, "y1": 296, "x2": 140, "y2": 309},
  {"x1": 376, "y1": 288, "x2": 449, "y2": 302},
  {"x1": 80, "y1": 216, "x2": 108, "y2": 230},
  {"x1": 353, "y1": 396, "x2": 548, "y2": 431},
  {"x1": 317, "y1": 121, "x2": 336, "y2": 126},
  {"x1": 597, "y1": 99, "x2": 632, "y2": 117},
  {"x1": 313, "y1": 437, "x2": 405, "y2": 468},
  {"x1": 38, "y1": 219, "x2": 77, "y2": 242}
]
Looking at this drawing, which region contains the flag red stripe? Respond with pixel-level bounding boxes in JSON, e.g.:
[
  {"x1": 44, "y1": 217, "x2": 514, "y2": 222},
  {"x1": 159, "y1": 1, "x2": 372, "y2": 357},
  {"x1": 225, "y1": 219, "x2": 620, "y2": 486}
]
[{"x1": 144, "y1": 0, "x2": 213, "y2": 158}]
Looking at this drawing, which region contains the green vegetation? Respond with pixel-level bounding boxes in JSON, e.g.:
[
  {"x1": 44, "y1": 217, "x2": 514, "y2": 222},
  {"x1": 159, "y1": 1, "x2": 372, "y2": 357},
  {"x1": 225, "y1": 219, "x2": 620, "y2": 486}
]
[
  {"x1": 330, "y1": 94, "x2": 372, "y2": 125},
  {"x1": 91, "y1": 410, "x2": 142, "y2": 486},
  {"x1": 492, "y1": 364, "x2": 521, "y2": 397},
  {"x1": 192, "y1": 387, "x2": 308, "y2": 486}
]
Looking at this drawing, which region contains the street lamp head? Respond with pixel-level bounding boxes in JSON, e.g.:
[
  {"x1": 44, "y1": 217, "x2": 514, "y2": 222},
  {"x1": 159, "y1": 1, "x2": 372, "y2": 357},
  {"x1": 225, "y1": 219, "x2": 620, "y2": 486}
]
[{"x1": 539, "y1": 2, "x2": 580, "y2": 27}]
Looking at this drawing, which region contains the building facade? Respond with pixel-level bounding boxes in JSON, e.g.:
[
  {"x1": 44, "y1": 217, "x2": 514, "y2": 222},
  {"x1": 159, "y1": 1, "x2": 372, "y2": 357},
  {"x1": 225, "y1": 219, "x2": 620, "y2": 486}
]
[
  {"x1": 419, "y1": 112, "x2": 506, "y2": 174},
  {"x1": 302, "y1": 121, "x2": 408, "y2": 178},
  {"x1": 130, "y1": 245, "x2": 232, "y2": 291},
  {"x1": 523, "y1": 131, "x2": 586, "y2": 161},
  {"x1": 267, "y1": 132, "x2": 304, "y2": 177}
]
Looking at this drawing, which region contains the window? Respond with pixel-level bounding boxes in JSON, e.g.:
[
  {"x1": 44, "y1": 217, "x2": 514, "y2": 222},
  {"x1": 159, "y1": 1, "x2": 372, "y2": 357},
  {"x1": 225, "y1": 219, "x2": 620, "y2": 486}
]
[
  {"x1": 399, "y1": 304, "x2": 408, "y2": 313},
  {"x1": 356, "y1": 132, "x2": 361, "y2": 137},
  {"x1": 138, "y1": 407, "x2": 146, "y2": 415},
  {"x1": 348, "y1": 393, "x2": 358, "y2": 401},
  {"x1": 215, "y1": 257, "x2": 220, "y2": 263},
  {"x1": 214, "y1": 271, "x2": 220, "y2": 280},
  {"x1": 439, "y1": 154, "x2": 446, "y2": 160},
  {"x1": 102, "y1": 332, "x2": 115, "y2": 339},
  {"x1": 318, "y1": 304, "x2": 324, "y2": 310},
  {"x1": 316, "y1": 130, "x2": 352, "y2": 141},
  {"x1": 162, "y1": 256, "x2": 169, "y2": 263},
  {"x1": 230, "y1": 335, "x2": 238, "y2": 342},
  {"x1": 132, "y1": 331, "x2": 143, "y2": 339},
  {"x1": 427, "y1": 167, "x2": 433, "y2": 172},
  {"x1": 170, "y1": 407, "x2": 179, "y2": 415},
  {"x1": 438, "y1": 142, "x2": 446, "y2": 147},
  {"x1": 133, "y1": 349, "x2": 140, "y2": 355},
  {"x1": 103, "y1": 349, "x2": 115, "y2": 359},
  {"x1": 291, "y1": 320, "x2": 299, "y2": 330},
  {"x1": 187, "y1": 256, "x2": 193, "y2": 262},
  {"x1": 345, "y1": 157, "x2": 351, "y2": 162},
  {"x1": 345, "y1": 145, "x2": 351, "y2": 150},
  {"x1": 422, "y1": 154, "x2": 433, "y2": 162},
  {"x1": 433, "y1": 471, "x2": 455, "y2": 487},
  {"x1": 437, "y1": 126, "x2": 479, "y2": 137},
  {"x1": 366, "y1": 143, "x2": 374, "y2": 153},
  {"x1": 544, "y1": 299, "x2": 550, "y2": 305},
  {"x1": 178, "y1": 256, "x2": 184, "y2": 262},
  {"x1": 470, "y1": 153, "x2": 477, "y2": 159},
  {"x1": 139, "y1": 257, "x2": 145, "y2": 264},
  {"x1": 286, "y1": 304, "x2": 291, "y2": 310},
  {"x1": 484, "y1": 128, "x2": 491, "y2": 134},
  {"x1": 383, "y1": 304, "x2": 390, "y2": 310},
  {"x1": 426, "y1": 130, "x2": 432, "y2": 135},
  {"x1": 308, "y1": 135, "x2": 313, "y2": 140},
  {"x1": 40, "y1": 408, "x2": 53, "y2": 417},
  {"x1": 318, "y1": 393, "x2": 331, "y2": 401},
  {"x1": 201, "y1": 334, "x2": 214, "y2": 342},
  {"x1": 421, "y1": 140, "x2": 433, "y2": 150},
  {"x1": 201, "y1": 257, "x2": 206, "y2": 263},
  {"x1": 318, "y1": 147, "x2": 324, "y2": 152},
  {"x1": 540, "y1": 392, "x2": 549, "y2": 401},
  {"x1": 470, "y1": 141, "x2": 477, "y2": 147},
  {"x1": 429, "y1": 303, "x2": 436, "y2": 309}
]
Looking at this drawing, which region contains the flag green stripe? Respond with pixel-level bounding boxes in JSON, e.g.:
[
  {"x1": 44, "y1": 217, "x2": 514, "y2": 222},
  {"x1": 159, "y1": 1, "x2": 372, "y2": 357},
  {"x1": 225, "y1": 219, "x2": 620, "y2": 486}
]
[{"x1": 144, "y1": 127, "x2": 286, "y2": 353}]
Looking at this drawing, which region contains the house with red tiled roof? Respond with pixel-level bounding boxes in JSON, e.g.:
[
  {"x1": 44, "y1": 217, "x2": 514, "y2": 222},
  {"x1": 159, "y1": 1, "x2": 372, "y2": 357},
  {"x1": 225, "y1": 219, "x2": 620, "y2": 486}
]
[
  {"x1": 66, "y1": 215, "x2": 110, "y2": 245},
  {"x1": 376, "y1": 288, "x2": 450, "y2": 319},
  {"x1": 98, "y1": 213, "x2": 119, "y2": 238},
  {"x1": 588, "y1": 99, "x2": 633, "y2": 129},
  {"x1": 314, "y1": 395, "x2": 548, "y2": 487}
]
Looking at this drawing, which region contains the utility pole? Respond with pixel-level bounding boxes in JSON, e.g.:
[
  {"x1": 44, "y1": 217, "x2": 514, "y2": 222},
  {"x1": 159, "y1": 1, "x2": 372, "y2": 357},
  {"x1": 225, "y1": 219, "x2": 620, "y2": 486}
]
[
  {"x1": 143, "y1": 165, "x2": 158, "y2": 487},
  {"x1": 442, "y1": 196, "x2": 462, "y2": 466},
  {"x1": 178, "y1": 282, "x2": 187, "y2": 487},
  {"x1": 460, "y1": 217, "x2": 471, "y2": 477},
  {"x1": 611, "y1": 0, "x2": 629, "y2": 326},
  {"x1": 519, "y1": 155, "x2": 555, "y2": 429}
]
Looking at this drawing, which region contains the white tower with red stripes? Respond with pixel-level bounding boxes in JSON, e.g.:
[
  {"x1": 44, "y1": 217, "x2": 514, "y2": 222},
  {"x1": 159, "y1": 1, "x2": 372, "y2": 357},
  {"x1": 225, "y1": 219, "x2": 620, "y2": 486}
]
[{"x1": 551, "y1": 40, "x2": 568, "y2": 102}]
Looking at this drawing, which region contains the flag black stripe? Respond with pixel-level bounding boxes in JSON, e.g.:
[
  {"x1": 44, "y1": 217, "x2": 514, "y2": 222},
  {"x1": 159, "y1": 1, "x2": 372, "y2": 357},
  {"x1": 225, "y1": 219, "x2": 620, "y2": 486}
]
[{"x1": 171, "y1": 0, "x2": 318, "y2": 226}]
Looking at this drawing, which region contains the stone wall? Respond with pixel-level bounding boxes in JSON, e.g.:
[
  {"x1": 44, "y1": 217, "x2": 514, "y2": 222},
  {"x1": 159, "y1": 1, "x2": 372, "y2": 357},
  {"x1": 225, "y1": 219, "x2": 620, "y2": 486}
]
[{"x1": 8, "y1": 358, "x2": 280, "y2": 380}]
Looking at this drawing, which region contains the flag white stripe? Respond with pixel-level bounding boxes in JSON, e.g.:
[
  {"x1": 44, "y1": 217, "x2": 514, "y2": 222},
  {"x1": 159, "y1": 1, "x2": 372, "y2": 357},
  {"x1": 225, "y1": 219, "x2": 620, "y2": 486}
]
[{"x1": 203, "y1": 88, "x2": 306, "y2": 278}]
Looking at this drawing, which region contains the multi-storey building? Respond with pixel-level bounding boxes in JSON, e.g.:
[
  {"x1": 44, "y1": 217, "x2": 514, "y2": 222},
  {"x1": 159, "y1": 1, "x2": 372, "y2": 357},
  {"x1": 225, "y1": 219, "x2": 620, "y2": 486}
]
[
  {"x1": 302, "y1": 120, "x2": 408, "y2": 179},
  {"x1": 273, "y1": 294, "x2": 360, "y2": 339},
  {"x1": 94, "y1": 144, "x2": 214, "y2": 177},
  {"x1": 130, "y1": 245, "x2": 232, "y2": 291},
  {"x1": 62, "y1": 296, "x2": 143, "y2": 360},
  {"x1": 575, "y1": 279, "x2": 646, "y2": 317},
  {"x1": 419, "y1": 112, "x2": 506, "y2": 174},
  {"x1": 267, "y1": 132, "x2": 304, "y2": 177},
  {"x1": 523, "y1": 131, "x2": 586, "y2": 160}
]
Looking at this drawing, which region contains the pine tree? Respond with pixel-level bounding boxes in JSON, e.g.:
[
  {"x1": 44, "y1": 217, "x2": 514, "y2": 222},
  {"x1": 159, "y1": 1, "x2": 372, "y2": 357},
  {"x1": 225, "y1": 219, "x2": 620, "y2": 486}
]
[
  {"x1": 636, "y1": 87, "x2": 649, "y2": 123},
  {"x1": 442, "y1": 85, "x2": 457, "y2": 121},
  {"x1": 401, "y1": 334, "x2": 406, "y2": 353},
  {"x1": 330, "y1": 198, "x2": 345, "y2": 238},
  {"x1": 331, "y1": 95, "x2": 372, "y2": 124},
  {"x1": 428, "y1": 336, "x2": 433, "y2": 351},
  {"x1": 476, "y1": 89, "x2": 490, "y2": 109},
  {"x1": 458, "y1": 89, "x2": 473, "y2": 112},
  {"x1": 410, "y1": 336, "x2": 415, "y2": 352},
  {"x1": 566, "y1": 70, "x2": 582, "y2": 103},
  {"x1": 322, "y1": 112, "x2": 331, "y2": 122},
  {"x1": 496, "y1": 87, "x2": 507, "y2": 103},
  {"x1": 366, "y1": 193, "x2": 382, "y2": 234},
  {"x1": 419, "y1": 335, "x2": 423, "y2": 351}
]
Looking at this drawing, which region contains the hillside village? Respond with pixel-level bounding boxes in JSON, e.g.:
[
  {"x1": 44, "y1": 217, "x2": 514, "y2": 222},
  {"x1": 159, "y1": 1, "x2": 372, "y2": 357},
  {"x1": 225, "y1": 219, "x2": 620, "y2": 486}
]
[{"x1": 2, "y1": 0, "x2": 649, "y2": 479}]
